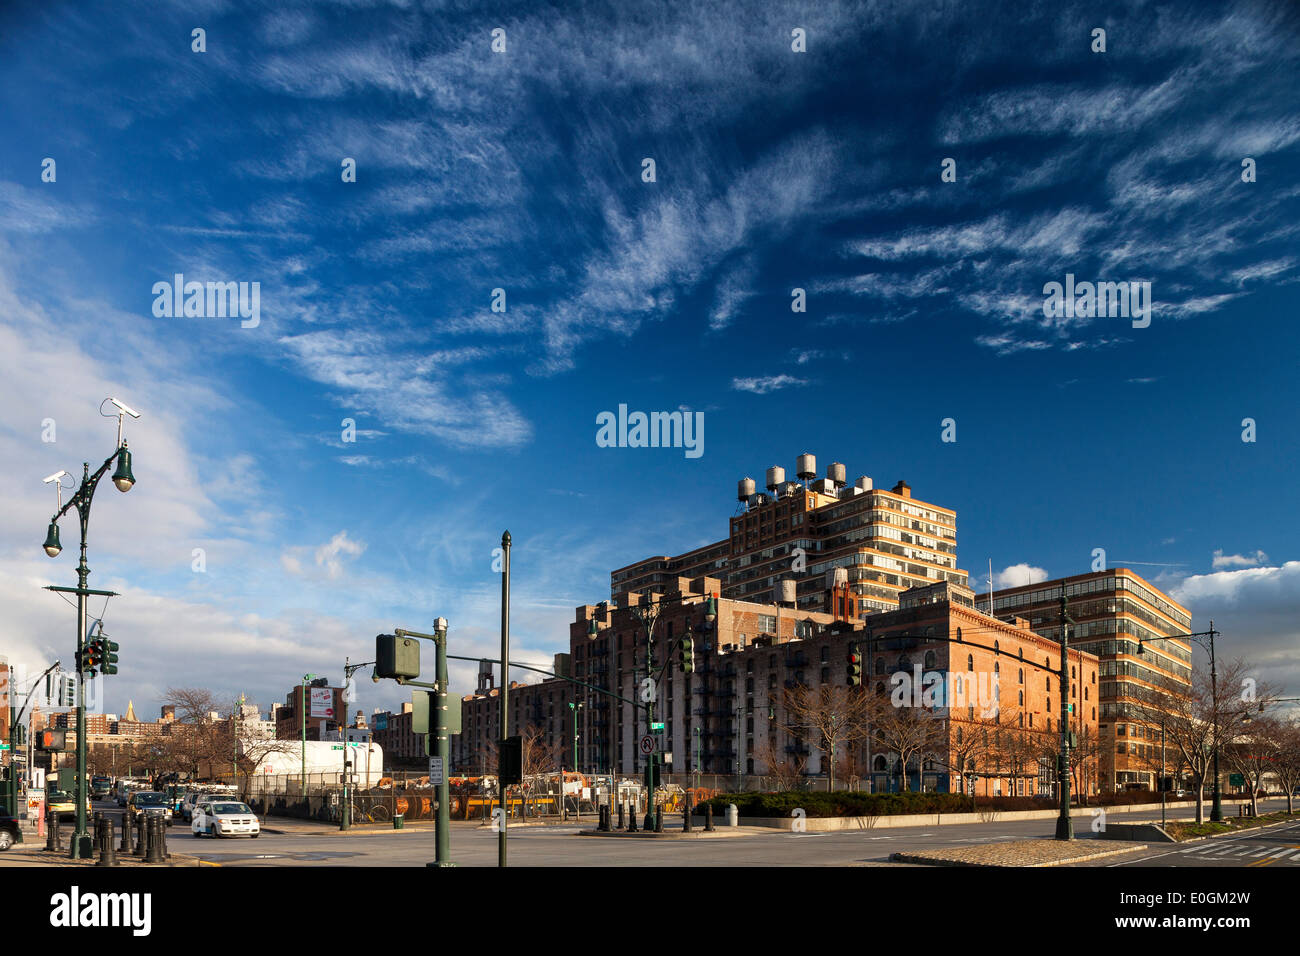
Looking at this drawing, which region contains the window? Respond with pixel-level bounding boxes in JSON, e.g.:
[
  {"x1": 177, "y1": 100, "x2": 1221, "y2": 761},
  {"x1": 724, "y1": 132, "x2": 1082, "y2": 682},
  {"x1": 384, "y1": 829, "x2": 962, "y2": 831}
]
[
  {"x1": 924, "y1": 650, "x2": 936, "y2": 669},
  {"x1": 994, "y1": 640, "x2": 1000, "y2": 655},
  {"x1": 1018, "y1": 713, "x2": 1024, "y2": 728},
  {"x1": 1046, "y1": 697, "x2": 1051, "y2": 712},
  {"x1": 1071, "y1": 665, "x2": 1076, "y2": 678},
  {"x1": 1018, "y1": 690, "x2": 1024, "y2": 706},
  {"x1": 1046, "y1": 678, "x2": 1051, "y2": 692},
  {"x1": 1018, "y1": 668, "x2": 1024, "y2": 684},
  {"x1": 956, "y1": 627, "x2": 964, "y2": 642},
  {"x1": 967, "y1": 654, "x2": 974, "y2": 671},
  {"x1": 875, "y1": 657, "x2": 886, "y2": 675}
]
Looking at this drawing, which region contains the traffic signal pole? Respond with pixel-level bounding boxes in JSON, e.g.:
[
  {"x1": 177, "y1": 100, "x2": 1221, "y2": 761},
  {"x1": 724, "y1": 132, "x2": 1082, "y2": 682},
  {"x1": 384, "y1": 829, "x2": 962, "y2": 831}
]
[
  {"x1": 1055, "y1": 593, "x2": 1073, "y2": 841},
  {"x1": 499, "y1": 530, "x2": 510, "y2": 868}
]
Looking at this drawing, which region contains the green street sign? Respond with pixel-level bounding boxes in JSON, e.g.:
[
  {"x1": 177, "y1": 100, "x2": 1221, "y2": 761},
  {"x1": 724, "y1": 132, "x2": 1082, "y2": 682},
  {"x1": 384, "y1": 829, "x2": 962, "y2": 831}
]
[
  {"x1": 651, "y1": 722, "x2": 665, "y2": 731},
  {"x1": 0, "y1": 743, "x2": 9, "y2": 750}
]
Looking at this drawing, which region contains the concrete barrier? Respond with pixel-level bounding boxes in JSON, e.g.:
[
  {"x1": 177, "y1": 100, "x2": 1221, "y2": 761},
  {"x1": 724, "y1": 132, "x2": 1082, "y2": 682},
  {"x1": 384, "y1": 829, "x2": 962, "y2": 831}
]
[
  {"x1": 1097, "y1": 823, "x2": 1175, "y2": 843},
  {"x1": 743, "y1": 799, "x2": 1228, "y2": 832}
]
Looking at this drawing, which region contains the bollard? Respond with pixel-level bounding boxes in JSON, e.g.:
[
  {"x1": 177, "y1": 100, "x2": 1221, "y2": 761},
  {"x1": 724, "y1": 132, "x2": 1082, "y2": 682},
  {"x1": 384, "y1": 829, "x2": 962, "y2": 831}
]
[
  {"x1": 704, "y1": 801, "x2": 715, "y2": 832},
  {"x1": 120, "y1": 812, "x2": 133, "y2": 854},
  {"x1": 145, "y1": 816, "x2": 165, "y2": 863},
  {"x1": 726, "y1": 803, "x2": 738, "y2": 828},
  {"x1": 617, "y1": 801, "x2": 625, "y2": 830},
  {"x1": 158, "y1": 816, "x2": 170, "y2": 859},
  {"x1": 45, "y1": 810, "x2": 58, "y2": 852},
  {"x1": 627, "y1": 804, "x2": 637, "y2": 832},
  {"x1": 654, "y1": 804, "x2": 663, "y2": 832},
  {"x1": 133, "y1": 814, "x2": 146, "y2": 856},
  {"x1": 96, "y1": 818, "x2": 119, "y2": 868},
  {"x1": 683, "y1": 792, "x2": 693, "y2": 833}
]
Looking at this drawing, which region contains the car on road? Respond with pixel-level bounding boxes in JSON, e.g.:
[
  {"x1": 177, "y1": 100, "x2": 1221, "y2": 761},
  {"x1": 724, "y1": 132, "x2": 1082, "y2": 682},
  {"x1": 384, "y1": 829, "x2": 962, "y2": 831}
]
[
  {"x1": 180, "y1": 790, "x2": 224, "y2": 822},
  {"x1": 191, "y1": 801, "x2": 260, "y2": 839},
  {"x1": 91, "y1": 776, "x2": 113, "y2": 799},
  {"x1": 127, "y1": 791, "x2": 175, "y2": 827},
  {"x1": 0, "y1": 813, "x2": 21, "y2": 851}
]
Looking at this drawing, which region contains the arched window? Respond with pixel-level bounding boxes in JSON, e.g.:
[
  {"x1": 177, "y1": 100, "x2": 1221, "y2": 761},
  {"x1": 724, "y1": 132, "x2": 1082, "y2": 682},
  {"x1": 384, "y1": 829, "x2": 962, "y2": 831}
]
[
  {"x1": 967, "y1": 654, "x2": 974, "y2": 671},
  {"x1": 1046, "y1": 677, "x2": 1051, "y2": 692},
  {"x1": 1018, "y1": 713, "x2": 1024, "y2": 727},
  {"x1": 954, "y1": 675, "x2": 963, "y2": 696},
  {"x1": 873, "y1": 755, "x2": 887, "y2": 772},
  {"x1": 898, "y1": 655, "x2": 912, "y2": 672},
  {"x1": 956, "y1": 627, "x2": 963, "y2": 642},
  {"x1": 994, "y1": 661, "x2": 1000, "y2": 675},
  {"x1": 1018, "y1": 648, "x2": 1024, "y2": 659},
  {"x1": 994, "y1": 640, "x2": 1000, "y2": 655},
  {"x1": 955, "y1": 726, "x2": 963, "y2": 745},
  {"x1": 1071, "y1": 665, "x2": 1076, "y2": 678},
  {"x1": 1018, "y1": 668, "x2": 1024, "y2": 684},
  {"x1": 924, "y1": 650, "x2": 937, "y2": 669},
  {"x1": 1018, "y1": 690, "x2": 1024, "y2": 706}
]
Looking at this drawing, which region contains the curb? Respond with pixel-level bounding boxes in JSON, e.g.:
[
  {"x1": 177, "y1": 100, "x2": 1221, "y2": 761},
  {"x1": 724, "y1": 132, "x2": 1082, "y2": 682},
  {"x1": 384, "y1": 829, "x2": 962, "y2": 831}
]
[{"x1": 577, "y1": 829, "x2": 746, "y2": 839}]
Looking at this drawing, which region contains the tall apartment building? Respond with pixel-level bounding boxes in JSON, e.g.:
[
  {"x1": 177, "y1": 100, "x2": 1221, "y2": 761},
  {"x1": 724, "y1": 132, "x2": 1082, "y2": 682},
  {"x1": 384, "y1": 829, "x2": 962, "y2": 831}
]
[
  {"x1": 612, "y1": 453, "x2": 968, "y2": 617},
  {"x1": 981, "y1": 569, "x2": 1193, "y2": 792}
]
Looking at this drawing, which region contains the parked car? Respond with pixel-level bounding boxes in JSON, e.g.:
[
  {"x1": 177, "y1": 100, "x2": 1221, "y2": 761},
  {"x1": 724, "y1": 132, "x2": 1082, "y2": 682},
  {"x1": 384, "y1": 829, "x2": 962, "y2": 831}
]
[
  {"x1": 180, "y1": 790, "x2": 223, "y2": 822},
  {"x1": 127, "y1": 791, "x2": 175, "y2": 827},
  {"x1": 0, "y1": 813, "x2": 21, "y2": 851},
  {"x1": 192, "y1": 801, "x2": 260, "y2": 839}
]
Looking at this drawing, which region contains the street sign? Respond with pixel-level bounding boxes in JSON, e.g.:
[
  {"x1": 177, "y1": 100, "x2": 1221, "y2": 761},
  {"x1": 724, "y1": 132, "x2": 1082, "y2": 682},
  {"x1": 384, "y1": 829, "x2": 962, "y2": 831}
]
[
  {"x1": 650, "y1": 722, "x2": 665, "y2": 731},
  {"x1": 429, "y1": 756, "x2": 445, "y2": 786},
  {"x1": 0, "y1": 743, "x2": 9, "y2": 750},
  {"x1": 639, "y1": 735, "x2": 656, "y2": 755}
]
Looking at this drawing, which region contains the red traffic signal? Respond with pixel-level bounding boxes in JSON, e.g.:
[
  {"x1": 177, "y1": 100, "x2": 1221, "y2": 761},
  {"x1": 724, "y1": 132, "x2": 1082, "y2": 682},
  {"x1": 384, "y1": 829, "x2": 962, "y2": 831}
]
[{"x1": 37, "y1": 728, "x2": 67, "y2": 751}]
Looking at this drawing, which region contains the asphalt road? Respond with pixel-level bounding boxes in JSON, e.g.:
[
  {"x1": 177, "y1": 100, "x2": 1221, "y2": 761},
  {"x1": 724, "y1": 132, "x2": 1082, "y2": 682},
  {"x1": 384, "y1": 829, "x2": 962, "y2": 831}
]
[{"x1": 160, "y1": 797, "x2": 1296, "y2": 867}]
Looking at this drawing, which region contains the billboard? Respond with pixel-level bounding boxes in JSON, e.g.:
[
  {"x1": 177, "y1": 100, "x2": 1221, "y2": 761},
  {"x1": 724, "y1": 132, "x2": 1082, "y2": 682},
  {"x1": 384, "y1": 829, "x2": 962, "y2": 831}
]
[{"x1": 309, "y1": 687, "x2": 334, "y2": 720}]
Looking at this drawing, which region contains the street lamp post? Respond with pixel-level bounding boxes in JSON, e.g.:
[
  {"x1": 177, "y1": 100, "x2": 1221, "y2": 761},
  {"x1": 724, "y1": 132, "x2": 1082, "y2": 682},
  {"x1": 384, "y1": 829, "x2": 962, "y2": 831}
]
[
  {"x1": 339, "y1": 658, "x2": 376, "y2": 831},
  {"x1": 40, "y1": 398, "x2": 139, "y2": 859},
  {"x1": 300, "y1": 673, "x2": 316, "y2": 807}
]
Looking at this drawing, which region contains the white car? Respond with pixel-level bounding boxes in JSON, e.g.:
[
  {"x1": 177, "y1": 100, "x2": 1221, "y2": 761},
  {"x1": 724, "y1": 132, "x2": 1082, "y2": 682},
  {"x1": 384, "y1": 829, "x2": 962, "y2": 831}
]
[{"x1": 192, "y1": 801, "x2": 261, "y2": 839}]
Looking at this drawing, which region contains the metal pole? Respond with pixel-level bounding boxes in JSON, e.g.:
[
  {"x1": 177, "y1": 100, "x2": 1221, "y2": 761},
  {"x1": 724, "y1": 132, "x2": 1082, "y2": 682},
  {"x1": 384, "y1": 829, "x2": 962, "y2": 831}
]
[
  {"x1": 433, "y1": 625, "x2": 452, "y2": 866},
  {"x1": 300, "y1": 679, "x2": 306, "y2": 806},
  {"x1": 499, "y1": 530, "x2": 510, "y2": 868},
  {"x1": 72, "y1": 483, "x2": 91, "y2": 859},
  {"x1": 1161, "y1": 721, "x2": 1167, "y2": 829},
  {"x1": 340, "y1": 666, "x2": 350, "y2": 831},
  {"x1": 1054, "y1": 592, "x2": 1073, "y2": 840},
  {"x1": 1208, "y1": 621, "x2": 1222, "y2": 823}
]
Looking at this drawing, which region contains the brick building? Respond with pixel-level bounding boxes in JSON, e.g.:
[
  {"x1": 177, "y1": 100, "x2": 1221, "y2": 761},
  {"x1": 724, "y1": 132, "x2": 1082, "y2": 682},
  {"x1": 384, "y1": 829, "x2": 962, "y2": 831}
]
[
  {"x1": 275, "y1": 683, "x2": 345, "y2": 741},
  {"x1": 453, "y1": 575, "x2": 1101, "y2": 796}
]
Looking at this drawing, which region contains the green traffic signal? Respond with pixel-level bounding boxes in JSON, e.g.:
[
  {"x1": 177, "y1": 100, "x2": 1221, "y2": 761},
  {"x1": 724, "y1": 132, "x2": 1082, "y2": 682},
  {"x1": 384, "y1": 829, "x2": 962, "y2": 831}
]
[{"x1": 102, "y1": 639, "x2": 119, "y2": 675}]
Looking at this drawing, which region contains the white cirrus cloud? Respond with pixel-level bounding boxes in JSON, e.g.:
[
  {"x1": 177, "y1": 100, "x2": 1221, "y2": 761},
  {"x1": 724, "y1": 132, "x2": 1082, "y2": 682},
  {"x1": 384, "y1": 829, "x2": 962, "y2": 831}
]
[{"x1": 730, "y1": 374, "x2": 807, "y2": 395}]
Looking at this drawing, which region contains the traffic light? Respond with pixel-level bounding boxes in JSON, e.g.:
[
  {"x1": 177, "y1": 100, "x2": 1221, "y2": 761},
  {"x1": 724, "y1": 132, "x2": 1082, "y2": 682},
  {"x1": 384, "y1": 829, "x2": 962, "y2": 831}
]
[
  {"x1": 499, "y1": 735, "x2": 522, "y2": 786},
  {"x1": 679, "y1": 636, "x2": 694, "y2": 673},
  {"x1": 83, "y1": 639, "x2": 100, "y2": 677},
  {"x1": 59, "y1": 676, "x2": 75, "y2": 707},
  {"x1": 36, "y1": 728, "x2": 67, "y2": 751},
  {"x1": 13, "y1": 725, "x2": 26, "y2": 746},
  {"x1": 375, "y1": 633, "x2": 420, "y2": 679},
  {"x1": 100, "y1": 638, "x2": 119, "y2": 675},
  {"x1": 846, "y1": 642, "x2": 862, "y2": 686}
]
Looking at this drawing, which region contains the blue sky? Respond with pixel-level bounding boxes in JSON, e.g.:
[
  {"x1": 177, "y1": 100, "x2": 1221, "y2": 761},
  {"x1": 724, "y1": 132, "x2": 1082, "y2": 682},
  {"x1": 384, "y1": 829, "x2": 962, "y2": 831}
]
[{"x1": 1, "y1": 0, "x2": 1298, "y2": 721}]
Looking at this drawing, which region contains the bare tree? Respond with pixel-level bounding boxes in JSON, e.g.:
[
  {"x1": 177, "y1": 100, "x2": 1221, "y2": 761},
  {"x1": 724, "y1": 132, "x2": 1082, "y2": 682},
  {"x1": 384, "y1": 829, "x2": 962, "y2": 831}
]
[
  {"x1": 1129, "y1": 657, "x2": 1268, "y2": 823},
  {"x1": 872, "y1": 699, "x2": 942, "y2": 793},
  {"x1": 780, "y1": 684, "x2": 877, "y2": 791},
  {"x1": 1261, "y1": 720, "x2": 1300, "y2": 815},
  {"x1": 754, "y1": 736, "x2": 807, "y2": 790}
]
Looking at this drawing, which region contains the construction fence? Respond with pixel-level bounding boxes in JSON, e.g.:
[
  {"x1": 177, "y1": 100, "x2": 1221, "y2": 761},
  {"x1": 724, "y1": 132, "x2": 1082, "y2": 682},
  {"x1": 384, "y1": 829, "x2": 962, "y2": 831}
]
[{"x1": 206, "y1": 768, "x2": 875, "y2": 824}]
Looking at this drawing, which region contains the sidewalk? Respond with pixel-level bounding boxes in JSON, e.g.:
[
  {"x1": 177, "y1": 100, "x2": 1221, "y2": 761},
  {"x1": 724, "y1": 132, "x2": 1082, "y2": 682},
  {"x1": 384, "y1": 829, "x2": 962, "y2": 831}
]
[
  {"x1": 890, "y1": 839, "x2": 1149, "y2": 867},
  {"x1": 0, "y1": 822, "x2": 202, "y2": 867}
]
